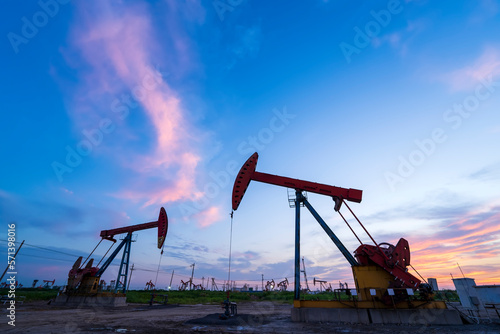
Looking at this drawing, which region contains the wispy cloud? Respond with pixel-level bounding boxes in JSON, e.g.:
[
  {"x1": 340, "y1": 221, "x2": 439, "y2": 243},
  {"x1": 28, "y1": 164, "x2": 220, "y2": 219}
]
[
  {"x1": 372, "y1": 18, "x2": 428, "y2": 56},
  {"x1": 468, "y1": 0, "x2": 500, "y2": 24},
  {"x1": 399, "y1": 204, "x2": 500, "y2": 287},
  {"x1": 442, "y1": 47, "x2": 500, "y2": 91},
  {"x1": 352, "y1": 198, "x2": 500, "y2": 287},
  {"x1": 0, "y1": 190, "x2": 128, "y2": 235},
  {"x1": 217, "y1": 250, "x2": 262, "y2": 273},
  {"x1": 63, "y1": 1, "x2": 221, "y2": 225},
  {"x1": 226, "y1": 23, "x2": 262, "y2": 69},
  {"x1": 469, "y1": 161, "x2": 500, "y2": 181},
  {"x1": 193, "y1": 206, "x2": 222, "y2": 228}
]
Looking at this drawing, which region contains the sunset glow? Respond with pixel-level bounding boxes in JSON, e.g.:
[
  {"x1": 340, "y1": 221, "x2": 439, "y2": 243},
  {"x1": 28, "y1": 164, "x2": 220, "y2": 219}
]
[{"x1": 1, "y1": 0, "x2": 499, "y2": 291}]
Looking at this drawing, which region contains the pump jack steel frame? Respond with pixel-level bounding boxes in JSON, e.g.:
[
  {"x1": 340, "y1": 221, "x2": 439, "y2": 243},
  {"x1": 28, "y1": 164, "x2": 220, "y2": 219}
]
[
  {"x1": 232, "y1": 153, "x2": 362, "y2": 301},
  {"x1": 65, "y1": 207, "x2": 168, "y2": 296},
  {"x1": 294, "y1": 191, "x2": 360, "y2": 299},
  {"x1": 232, "y1": 153, "x2": 446, "y2": 311},
  {"x1": 93, "y1": 232, "x2": 133, "y2": 293}
]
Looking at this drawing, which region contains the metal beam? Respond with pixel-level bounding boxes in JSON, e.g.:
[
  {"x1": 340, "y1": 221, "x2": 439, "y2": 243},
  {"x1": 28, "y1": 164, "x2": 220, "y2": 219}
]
[
  {"x1": 300, "y1": 194, "x2": 359, "y2": 267},
  {"x1": 253, "y1": 171, "x2": 362, "y2": 203},
  {"x1": 115, "y1": 233, "x2": 132, "y2": 293},
  {"x1": 231, "y1": 152, "x2": 362, "y2": 211},
  {"x1": 294, "y1": 190, "x2": 301, "y2": 300},
  {"x1": 96, "y1": 235, "x2": 129, "y2": 277},
  {"x1": 100, "y1": 221, "x2": 157, "y2": 241}
]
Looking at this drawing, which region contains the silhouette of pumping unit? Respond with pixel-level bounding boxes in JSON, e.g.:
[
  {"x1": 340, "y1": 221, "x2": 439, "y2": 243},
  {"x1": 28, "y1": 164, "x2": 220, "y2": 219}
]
[
  {"x1": 66, "y1": 207, "x2": 168, "y2": 295},
  {"x1": 232, "y1": 153, "x2": 437, "y2": 309}
]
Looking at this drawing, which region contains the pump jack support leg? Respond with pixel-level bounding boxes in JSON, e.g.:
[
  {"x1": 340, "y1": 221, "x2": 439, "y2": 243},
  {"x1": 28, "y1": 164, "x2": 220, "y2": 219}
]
[
  {"x1": 115, "y1": 233, "x2": 132, "y2": 293},
  {"x1": 294, "y1": 190, "x2": 301, "y2": 300}
]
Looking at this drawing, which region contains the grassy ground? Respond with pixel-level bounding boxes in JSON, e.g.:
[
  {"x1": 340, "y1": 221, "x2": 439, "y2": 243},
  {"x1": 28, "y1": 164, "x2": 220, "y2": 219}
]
[
  {"x1": 0, "y1": 288, "x2": 460, "y2": 304},
  {"x1": 127, "y1": 290, "x2": 295, "y2": 304},
  {"x1": 127, "y1": 290, "x2": 373, "y2": 304},
  {"x1": 0, "y1": 287, "x2": 59, "y2": 302},
  {"x1": 132, "y1": 289, "x2": 461, "y2": 305}
]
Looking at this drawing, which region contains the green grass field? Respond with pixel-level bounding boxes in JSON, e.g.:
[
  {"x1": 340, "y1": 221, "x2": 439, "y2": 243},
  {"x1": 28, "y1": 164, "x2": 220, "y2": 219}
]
[
  {"x1": 127, "y1": 290, "x2": 295, "y2": 304},
  {"x1": 0, "y1": 288, "x2": 59, "y2": 302},
  {"x1": 0, "y1": 288, "x2": 459, "y2": 304}
]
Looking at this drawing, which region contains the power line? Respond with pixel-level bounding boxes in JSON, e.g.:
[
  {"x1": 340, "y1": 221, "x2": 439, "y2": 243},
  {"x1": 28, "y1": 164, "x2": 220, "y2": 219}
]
[
  {"x1": 132, "y1": 264, "x2": 191, "y2": 272},
  {"x1": 14, "y1": 254, "x2": 77, "y2": 263},
  {"x1": 0, "y1": 239, "x2": 82, "y2": 258},
  {"x1": 0, "y1": 240, "x2": 342, "y2": 287},
  {"x1": 0, "y1": 252, "x2": 124, "y2": 269}
]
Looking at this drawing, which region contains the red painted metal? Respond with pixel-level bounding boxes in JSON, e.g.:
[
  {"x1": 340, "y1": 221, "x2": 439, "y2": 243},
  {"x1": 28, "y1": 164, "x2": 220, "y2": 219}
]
[
  {"x1": 157, "y1": 207, "x2": 168, "y2": 249},
  {"x1": 67, "y1": 256, "x2": 99, "y2": 289},
  {"x1": 232, "y1": 153, "x2": 362, "y2": 210},
  {"x1": 342, "y1": 198, "x2": 384, "y2": 255},
  {"x1": 232, "y1": 152, "x2": 258, "y2": 211},
  {"x1": 354, "y1": 238, "x2": 420, "y2": 288},
  {"x1": 338, "y1": 210, "x2": 363, "y2": 245},
  {"x1": 100, "y1": 207, "x2": 168, "y2": 249}
]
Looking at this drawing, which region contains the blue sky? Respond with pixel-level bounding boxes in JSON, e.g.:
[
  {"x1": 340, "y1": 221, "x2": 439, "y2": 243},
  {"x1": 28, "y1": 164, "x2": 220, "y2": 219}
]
[{"x1": 1, "y1": 0, "x2": 499, "y2": 290}]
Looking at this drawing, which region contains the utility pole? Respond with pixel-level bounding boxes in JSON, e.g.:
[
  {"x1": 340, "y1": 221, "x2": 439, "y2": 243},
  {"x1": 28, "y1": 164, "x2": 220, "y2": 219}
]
[
  {"x1": 0, "y1": 240, "x2": 24, "y2": 282},
  {"x1": 169, "y1": 270, "x2": 174, "y2": 290},
  {"x1": 127, "y1": 263, "x2": 134, "y2": 291},
  {"x1": 190, "y1": 263, "x2": 195, "y2": 290},
  {"x1": 301, "y1": 257, "x2": 310, "y2": 292},
  {"x1": 457, "y1": 263, "x2": 467, "y2": 278},
  {"x1": 261, "y1": 274, "x2": 264, "y2": 291}
]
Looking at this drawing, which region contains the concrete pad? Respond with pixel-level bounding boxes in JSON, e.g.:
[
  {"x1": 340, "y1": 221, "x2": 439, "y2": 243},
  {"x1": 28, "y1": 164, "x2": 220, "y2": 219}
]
[
  {"x1": 368, "y1": 308, "x2": 462, "y2": 325},
  {"x1": 52, "y1": 294, "x2": 127, "y2": 307},
  {"x1": 292, "y1": 307, "x2": 370, "y2": 323},
  {"x1": 292, "y1": 308, "x2": 463, "y2": 325}
]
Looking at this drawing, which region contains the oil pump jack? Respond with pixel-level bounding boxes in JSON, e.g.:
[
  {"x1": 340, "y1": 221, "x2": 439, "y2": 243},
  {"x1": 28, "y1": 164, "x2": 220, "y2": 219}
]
[
  {"x1": 232, "y1": 153, "x2": 451, "y2": 315},
  {"x1": 63, "y1": 207, "x2": 168, "y2": 299}
]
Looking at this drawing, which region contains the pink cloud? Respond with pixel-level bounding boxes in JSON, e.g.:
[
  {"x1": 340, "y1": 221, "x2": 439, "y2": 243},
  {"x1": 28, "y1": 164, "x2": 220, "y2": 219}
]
[
  {"x1": 68, "y1": 2, "x2": 206, "y2": 208},
  {"x1": 193, "y1": 206, "x2": 222, "y2": 228},
  {"x1": 408, "y1": 207, "x2": 500, "y2": 288},
  {"x1": 443, "y1": 47, "x2": 500, "y2": 91}
]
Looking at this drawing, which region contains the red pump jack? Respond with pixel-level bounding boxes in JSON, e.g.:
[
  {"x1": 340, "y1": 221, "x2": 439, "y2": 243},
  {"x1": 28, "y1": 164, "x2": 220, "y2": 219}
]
[
  {"x1": 232, "y1": 153, "x2": 438, "y2": 309},
  {"x1": 65, "y1": 207, "x2": 168, "y2": 296}
]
